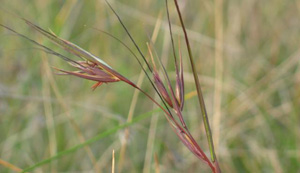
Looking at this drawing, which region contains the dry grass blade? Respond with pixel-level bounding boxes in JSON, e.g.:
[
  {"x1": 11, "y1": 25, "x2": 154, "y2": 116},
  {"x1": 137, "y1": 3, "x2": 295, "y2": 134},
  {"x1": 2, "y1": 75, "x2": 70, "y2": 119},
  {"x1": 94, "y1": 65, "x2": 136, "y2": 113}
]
[
  {"x1": 42, "y1": 58, "x2": 101, "y2": 172},
  {"x1": 0, "y1": 159, "x2": 23, "y2": 172},
  {"x1": 118, "y1": 14, "x2": 163, "y2": 172},
  {"x1": 154, "y1": 153, "x2": 160, "y2": 173},
  {"x1": 112, "y1": 150, "x2": 115, "y2": 173},
  {"x1": 212, "y1": 0, "x2": 224, "y2": 154}
]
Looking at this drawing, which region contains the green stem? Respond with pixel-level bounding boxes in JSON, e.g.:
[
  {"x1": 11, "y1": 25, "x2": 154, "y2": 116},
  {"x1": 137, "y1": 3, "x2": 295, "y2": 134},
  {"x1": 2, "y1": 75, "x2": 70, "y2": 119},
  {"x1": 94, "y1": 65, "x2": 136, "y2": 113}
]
[{"x1": 173, "y1": 0, "x2": 220, "y2": 171}]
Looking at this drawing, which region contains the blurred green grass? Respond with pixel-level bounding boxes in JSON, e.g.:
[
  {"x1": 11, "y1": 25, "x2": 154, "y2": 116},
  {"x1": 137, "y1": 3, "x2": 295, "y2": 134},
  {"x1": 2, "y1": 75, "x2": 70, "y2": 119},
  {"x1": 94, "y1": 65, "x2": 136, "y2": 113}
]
[{"x1": 0, "y1": 0, "x2": 299, "y2": 172}]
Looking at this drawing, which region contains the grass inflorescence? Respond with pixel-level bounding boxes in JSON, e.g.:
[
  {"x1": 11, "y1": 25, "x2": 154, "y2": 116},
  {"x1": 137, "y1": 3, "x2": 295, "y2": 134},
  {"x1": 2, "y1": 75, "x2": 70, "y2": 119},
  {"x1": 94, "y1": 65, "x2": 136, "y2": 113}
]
[{"x1": 0, "y1": 0, "x2": 299, "y2": 172}]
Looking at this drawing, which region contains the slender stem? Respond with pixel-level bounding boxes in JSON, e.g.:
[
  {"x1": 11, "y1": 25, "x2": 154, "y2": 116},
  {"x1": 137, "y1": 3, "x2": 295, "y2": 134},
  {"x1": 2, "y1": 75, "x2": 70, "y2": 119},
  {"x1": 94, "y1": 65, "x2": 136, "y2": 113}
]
[
  {"x1": 105, "y1": 0, "x2": 153, "y2": 73},
  {"x1": 172, "y1": 0, "x2": 220, "y2": 171},
  {"x1": 165, "y1": 0, "x2": 179, "y2": 70},
  {"x1": 132, "y1": 83, "x2": 216, "y2": 171},
  {"x1": 147, "y1": 41, "x2": 187, "y2": 128},
  {"x1": 104, "y1": 0, "x2": 177, "y2": 121}
]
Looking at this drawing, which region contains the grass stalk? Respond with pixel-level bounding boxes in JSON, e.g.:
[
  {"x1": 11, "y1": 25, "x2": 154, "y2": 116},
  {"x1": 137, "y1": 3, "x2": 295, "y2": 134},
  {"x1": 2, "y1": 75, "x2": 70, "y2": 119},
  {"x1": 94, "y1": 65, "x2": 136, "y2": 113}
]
[
  {"x1": 154, "y1": 153, "x2": 160, "y2": 173},
  {"x1": 143, "y1": 28, "x2": 169, "y2": 173},
  {"x1": 106, "y1": 0, "x2": 217, "y2": 171},
  {"x1": 118, "y1": 14, "x2": 162, "y2": 172},
  {"x1": 41, "y1": 56, "x2": 58, "y2": 172},
  {"x1": 117, "y1": 65, "x2": 145, "y2": 172},
  {"x1": 112, "y1": 150, "x2": 115, "y2": 173},
  {"x1": 172, "y1": 0, "x2": 221, "y2": 172},
  {"x1": 2, "y1": 1, "x2": 220, "y2": 172},
  {"x1": 42, "y1": 53, "x2": 101, "y2": 173}
]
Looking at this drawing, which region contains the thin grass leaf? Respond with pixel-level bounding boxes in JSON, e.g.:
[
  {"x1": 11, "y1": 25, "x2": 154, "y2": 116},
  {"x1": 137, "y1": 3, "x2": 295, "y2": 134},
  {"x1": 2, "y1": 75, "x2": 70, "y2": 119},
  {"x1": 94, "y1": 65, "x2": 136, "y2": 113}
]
[
  {"x1": 173, "y1": 0, "x2": 221, "y2": 172},
  {"x1": 21, "y1": 108, "x2": 158, "y2": 173},
  {"x1": 165, "y1": 0, "x2": 185, "y2": 110},
  {"x1": 177, "y1": 38, "x2": 184, "y2": 110},
  {"x1": 104, "y1": 0, "x2": 175, "y2": 121}
]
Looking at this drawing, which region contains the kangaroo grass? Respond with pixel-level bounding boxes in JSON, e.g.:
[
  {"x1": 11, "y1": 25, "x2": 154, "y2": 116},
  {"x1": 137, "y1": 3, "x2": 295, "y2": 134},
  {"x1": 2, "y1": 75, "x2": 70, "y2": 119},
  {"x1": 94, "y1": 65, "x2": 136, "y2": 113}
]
[
  {"x1": 18, "y1": 87, "x2": 202, "y2": 172},
  {"x1": 105, "y1": 0, "x2": 218, "y2": 171},
  {"x1": 172, "y1": 0, "x2": 221, "y2": 172},
  {"x1": 1, "y1": 0, "x2": 221, "y2": 172}
]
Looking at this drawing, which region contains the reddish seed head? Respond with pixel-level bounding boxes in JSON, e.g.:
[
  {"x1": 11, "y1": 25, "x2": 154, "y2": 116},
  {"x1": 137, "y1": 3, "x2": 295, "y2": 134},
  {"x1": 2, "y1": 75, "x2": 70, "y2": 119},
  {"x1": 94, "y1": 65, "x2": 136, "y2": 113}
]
[
  {"x1": 153, "y1": 72, "x2": 173, "y2": 107},
  {"x1": 54, "y1": 61, "x2": 121, "y2": 90},
  {"x1": 22, "y1": 19, "x2": 138, "y2": 90}
]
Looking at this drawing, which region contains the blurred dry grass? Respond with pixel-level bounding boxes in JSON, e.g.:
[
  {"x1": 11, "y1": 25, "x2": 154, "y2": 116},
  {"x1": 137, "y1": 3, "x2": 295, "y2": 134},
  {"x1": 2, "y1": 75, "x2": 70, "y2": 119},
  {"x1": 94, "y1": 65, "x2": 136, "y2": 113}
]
[{"x1": 0, "y1": 0, "x2": 299, "y2": 172}]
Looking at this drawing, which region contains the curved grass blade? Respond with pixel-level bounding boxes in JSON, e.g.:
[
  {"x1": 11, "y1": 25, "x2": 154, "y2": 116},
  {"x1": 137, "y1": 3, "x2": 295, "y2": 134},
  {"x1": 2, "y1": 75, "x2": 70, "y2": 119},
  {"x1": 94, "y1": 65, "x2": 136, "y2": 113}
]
[{"x1": 21, "y1": 109, "x2": 158, "y2": 173}]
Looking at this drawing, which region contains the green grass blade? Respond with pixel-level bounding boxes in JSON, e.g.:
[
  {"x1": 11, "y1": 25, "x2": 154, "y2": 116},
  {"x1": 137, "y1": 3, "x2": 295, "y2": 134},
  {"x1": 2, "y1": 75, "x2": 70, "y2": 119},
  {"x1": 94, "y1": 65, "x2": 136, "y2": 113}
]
[
  {"x1": 22, "y1": 109, "x2": 159, "y2": 172},
  {"x1": 173, "y1": 0, "x2": 217, "y2": 163}
]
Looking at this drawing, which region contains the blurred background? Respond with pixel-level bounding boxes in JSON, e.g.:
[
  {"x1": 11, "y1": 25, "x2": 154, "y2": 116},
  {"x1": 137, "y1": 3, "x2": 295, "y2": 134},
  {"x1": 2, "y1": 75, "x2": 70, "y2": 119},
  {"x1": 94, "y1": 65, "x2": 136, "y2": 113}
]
[{"x1": 0, "y1": 0, "x2": 299, "y2": 172}]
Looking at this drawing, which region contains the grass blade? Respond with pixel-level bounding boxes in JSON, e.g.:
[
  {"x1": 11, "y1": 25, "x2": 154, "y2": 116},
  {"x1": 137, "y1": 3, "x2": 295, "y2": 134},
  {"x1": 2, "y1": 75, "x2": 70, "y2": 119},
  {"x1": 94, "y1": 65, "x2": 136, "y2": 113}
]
[
  {"x1": 0, "y1": 159, "x2": 23, "y2": 172},
  {"x1": 104, "y1": 0, "x2": 175, "y2": 122},
  {"x1": 172, "y1": 0, "x2": 221, "y2": 172},
  {"x1": 21, "y1": 109, "x2": 158, "y2": 172}
]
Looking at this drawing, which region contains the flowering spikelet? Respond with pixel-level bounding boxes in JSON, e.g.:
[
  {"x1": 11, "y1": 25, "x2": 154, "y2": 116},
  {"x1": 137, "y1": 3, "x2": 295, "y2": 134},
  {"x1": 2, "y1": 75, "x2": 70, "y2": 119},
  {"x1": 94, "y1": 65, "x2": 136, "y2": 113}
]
[
  {"x1": 146, "y1": 43, "x2": 173, "y2": 107},
  {"x1": 23, "y1": 19, "x2": 136, "y2": 90},
  {"x1": 174, "y1": 43, "x2": 184, "y2": 110},
  {"x1": 54, "y1": 61, "x2": 120, "y2": 90}
]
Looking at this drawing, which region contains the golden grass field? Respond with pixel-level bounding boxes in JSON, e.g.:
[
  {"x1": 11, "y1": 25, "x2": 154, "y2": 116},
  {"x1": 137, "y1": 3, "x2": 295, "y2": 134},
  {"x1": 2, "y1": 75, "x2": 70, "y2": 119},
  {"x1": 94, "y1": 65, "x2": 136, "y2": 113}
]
[{"x1": 0, "y1": 0, "x2": 299, "y2": 172}]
